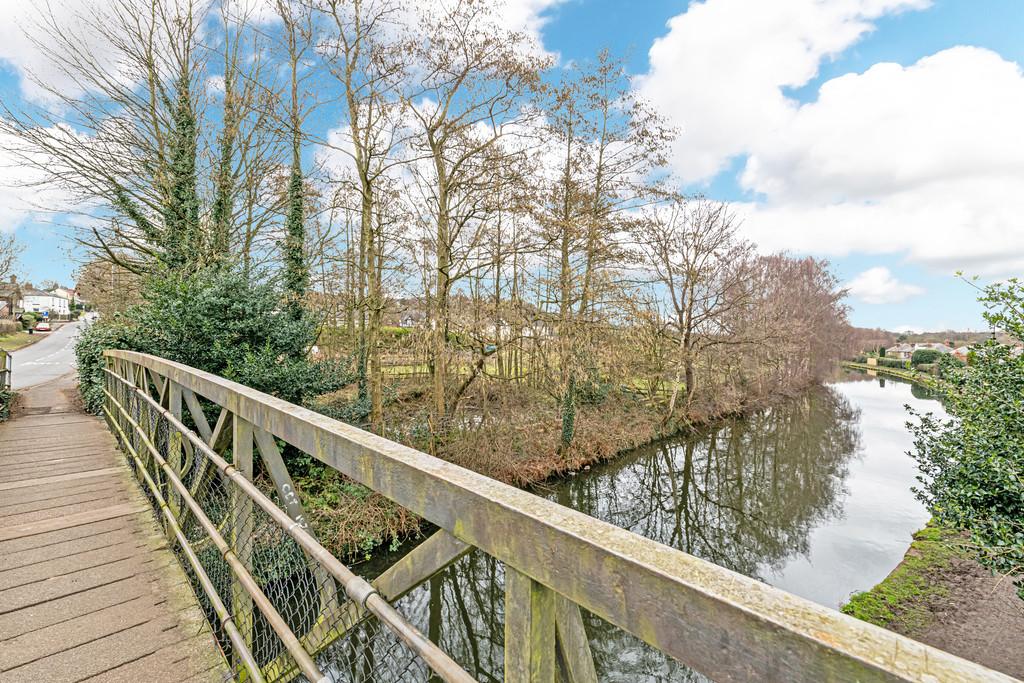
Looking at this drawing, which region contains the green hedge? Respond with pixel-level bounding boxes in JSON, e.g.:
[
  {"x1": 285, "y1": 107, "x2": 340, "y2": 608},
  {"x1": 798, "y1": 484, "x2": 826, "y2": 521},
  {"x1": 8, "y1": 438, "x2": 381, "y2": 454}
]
[
  {"x1": 876, "y1": 357, "x2": 909, "y2": 369},
  {"x1": 911, "y1": 348, "x2": 945, "y2": 365}
]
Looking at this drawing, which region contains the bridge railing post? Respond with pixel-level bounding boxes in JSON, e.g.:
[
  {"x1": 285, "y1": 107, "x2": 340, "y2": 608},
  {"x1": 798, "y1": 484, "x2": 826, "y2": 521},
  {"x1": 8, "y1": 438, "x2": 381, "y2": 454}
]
[{"x1": 504, "y1": 566, "x2": 557, "y2": 683}]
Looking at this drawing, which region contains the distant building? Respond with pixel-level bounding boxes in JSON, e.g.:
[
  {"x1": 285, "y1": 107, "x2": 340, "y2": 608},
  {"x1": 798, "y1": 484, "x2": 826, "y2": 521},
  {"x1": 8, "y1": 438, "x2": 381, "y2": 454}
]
[
  {"x1": 20, "y1": 287, "x2": 71, "y2": 318},
  {"x1": 50, "y1": 286, "x2": 80, "y2": 304},
  {"x1": 887, "y1": 342, "x2": 954, "y2": 361},
  {"x1": 886, "y1": 343, "x2": 915, "y2": 360}
]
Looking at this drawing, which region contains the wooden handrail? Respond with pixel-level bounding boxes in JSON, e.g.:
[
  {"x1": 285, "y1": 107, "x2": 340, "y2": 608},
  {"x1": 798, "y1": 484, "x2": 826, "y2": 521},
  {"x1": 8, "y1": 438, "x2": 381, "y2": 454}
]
[{"x1": 104, "y1": 350, "x2": 1013, "y2": 683}]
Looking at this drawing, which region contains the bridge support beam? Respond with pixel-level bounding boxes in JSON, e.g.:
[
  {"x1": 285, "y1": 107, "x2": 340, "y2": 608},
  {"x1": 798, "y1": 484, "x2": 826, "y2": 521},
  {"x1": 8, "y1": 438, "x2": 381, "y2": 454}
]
[
  {"x1": 554, "y1": 595, "x2": 597, "y2": 683},
  {"x1": 505, "y1": 566, "x2": 556, "y2": 683}
]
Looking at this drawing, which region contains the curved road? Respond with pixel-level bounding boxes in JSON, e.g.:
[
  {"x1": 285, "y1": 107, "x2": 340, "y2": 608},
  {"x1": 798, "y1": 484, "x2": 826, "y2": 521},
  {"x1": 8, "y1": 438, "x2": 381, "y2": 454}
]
[{"x1": 9, "y1": 321, "x2": 81, "y2": 390}]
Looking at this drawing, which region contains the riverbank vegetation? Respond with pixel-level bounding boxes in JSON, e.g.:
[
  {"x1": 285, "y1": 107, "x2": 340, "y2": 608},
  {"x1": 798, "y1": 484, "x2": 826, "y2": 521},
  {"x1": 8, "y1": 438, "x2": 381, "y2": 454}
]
[
  {"x1": 842, "y1": 524, "x2": 966, "y2": 633},
  {"x1": 909, "y1": 278, "x2": 1024, "y2": 599},
  {"x1": 7, "y1": 0, "x2": 850, "y2": 559}
]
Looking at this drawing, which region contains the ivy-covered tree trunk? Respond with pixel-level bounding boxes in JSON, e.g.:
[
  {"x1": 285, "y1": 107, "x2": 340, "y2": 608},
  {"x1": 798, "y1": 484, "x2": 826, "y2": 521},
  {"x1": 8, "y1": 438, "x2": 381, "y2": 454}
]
[
  {"x1": 283, "y1": 158, "x2": 308, "y2": 322},
  {"x1": 210, "y1": 57, "x2": 236, "y2": 264},
  {"x1": 162, "y1": 68, "x2": 201, "y2": 271},
  {"x1": 281, "y1": 6, "x2": 308, "y2": 326},
  {"x1": 559, "y1": 371, "x2": 577, "y2": 455}
]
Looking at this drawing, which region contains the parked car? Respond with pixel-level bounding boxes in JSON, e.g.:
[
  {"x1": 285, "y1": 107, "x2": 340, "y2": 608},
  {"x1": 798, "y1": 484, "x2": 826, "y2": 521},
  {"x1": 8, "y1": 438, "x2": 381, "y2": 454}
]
[{"x1": 34, "y1": 321, "x2": 51, "y2": 332}]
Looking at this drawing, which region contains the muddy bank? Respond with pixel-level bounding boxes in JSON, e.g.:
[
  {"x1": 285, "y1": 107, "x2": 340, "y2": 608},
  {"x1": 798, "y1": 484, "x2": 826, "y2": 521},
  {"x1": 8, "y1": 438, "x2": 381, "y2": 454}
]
[{"x1": 843, "y1": 525, "x2": 1024, "y2": 679}]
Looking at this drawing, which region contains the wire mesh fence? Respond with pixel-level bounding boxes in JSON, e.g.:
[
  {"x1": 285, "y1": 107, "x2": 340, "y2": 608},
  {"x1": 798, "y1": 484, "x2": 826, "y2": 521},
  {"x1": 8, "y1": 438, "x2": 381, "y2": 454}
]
[{"x1": 104, "y1": 367, "x2": 454, "y2": 683}]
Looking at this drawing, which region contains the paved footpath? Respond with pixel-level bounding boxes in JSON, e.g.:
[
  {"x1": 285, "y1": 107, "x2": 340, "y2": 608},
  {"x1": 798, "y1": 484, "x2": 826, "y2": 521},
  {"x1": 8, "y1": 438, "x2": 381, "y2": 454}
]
[{"x1": 0, "y1": 375, "x2": 229, "y2": 683}]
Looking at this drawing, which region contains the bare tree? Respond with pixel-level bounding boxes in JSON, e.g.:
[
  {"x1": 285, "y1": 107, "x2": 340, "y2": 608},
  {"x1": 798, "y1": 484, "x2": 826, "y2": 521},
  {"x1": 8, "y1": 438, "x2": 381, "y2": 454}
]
[
  {"x1": 637, "y1": 197, "x2": 753, "y2": 416},
  {"x1": 402, "y1": 0, "x2": 548, "y2": 432},
  {"x1": 0, "y1": 236, "x2": 22, "y2": 285},
  {"x1": 0, "y1": 0, "x2": 289, "y2": 275},
  {"x1": 317, "y1": 0, "x2": 410, "y2": 432},
  {"x1": 540, "y1": 50, "x2": 674, "y2": 451}
]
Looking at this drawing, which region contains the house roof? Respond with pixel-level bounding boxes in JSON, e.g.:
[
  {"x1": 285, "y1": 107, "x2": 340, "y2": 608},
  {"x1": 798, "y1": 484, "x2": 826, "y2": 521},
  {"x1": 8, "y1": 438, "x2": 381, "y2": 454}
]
[{"x1": 917, "y1": 343, "x2": 953, "y2": 353}]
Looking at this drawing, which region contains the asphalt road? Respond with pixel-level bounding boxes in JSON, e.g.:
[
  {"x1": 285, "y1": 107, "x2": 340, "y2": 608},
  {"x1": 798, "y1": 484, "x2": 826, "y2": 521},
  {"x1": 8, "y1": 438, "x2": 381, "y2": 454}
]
[{"x1": 10, "y1": 321, "x2": 82, "y2": 390}]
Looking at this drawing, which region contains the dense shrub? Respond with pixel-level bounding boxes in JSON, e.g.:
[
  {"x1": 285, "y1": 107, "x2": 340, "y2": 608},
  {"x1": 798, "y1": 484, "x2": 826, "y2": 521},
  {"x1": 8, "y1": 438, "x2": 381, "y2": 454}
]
[
  {"x1": 76, "y1": 267, "x2": 350, "y2": 415},
  {"x1": 0, "y1": 319, "x2": 19, "y2": 335},
  {"x1": 876, "y1": 357, "x2": 909, "y2": 369},
  {"x1": 910, "y1": 348, "x2": 945, "y2": 365},
  {"x1": 909, "y1": 278, "x2": 1024, "y2": 598},
  {"x1": 75, "y1": 316, "x2": 136, "y2": 414},
  {"x1": 914, "y1": 362, "x2": 937, "y2": 374},
  {"x1": 20, "y1": 312, "x2": 37, "y2": 329},
  {"x1": 0, "y1": 387, "x2": 13, "y2": 421}
]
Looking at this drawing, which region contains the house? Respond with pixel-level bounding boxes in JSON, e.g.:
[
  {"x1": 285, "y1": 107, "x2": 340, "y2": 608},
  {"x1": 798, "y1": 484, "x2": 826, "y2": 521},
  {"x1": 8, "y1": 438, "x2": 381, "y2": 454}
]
[
  {"x1": 953, "y1": 345, "x2": 971, "y2": 363},
  {"x1": 887, "y1": 342, "x2": 954, "y2": 361},
  {"x1": 886, "y1": 343, "x2": 915, "y2": 360},
  {"x1": 20, "y1": 286, "x2": 71, "y2": 318},
  {"x1": 50, "y1": 286, "x2": 79, "y2": 305}
]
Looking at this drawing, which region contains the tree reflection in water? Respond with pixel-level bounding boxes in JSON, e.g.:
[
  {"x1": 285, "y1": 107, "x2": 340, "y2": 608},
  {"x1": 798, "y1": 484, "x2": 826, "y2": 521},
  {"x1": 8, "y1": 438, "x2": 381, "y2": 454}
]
[{"x1": 332, "y1": 385, "x2": 864, "y2": 681}]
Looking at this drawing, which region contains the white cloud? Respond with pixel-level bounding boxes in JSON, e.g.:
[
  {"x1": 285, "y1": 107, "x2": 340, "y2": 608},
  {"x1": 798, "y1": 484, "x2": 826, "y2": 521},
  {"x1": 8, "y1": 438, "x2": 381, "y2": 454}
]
[
  {"x1": 637, "y1": 0, "x2": 1024, "y2": 277},
  {"x1": 846, "y1": 267, "x2": 924, "y2": 304},
  {"x1": 0, "y1": 1, "x2": 108, "y2": 103},
  {"x1": 735, "y1": 47, "x2": 1024, "y2": 275},
  {"x1": 0, "y1": 0, "x2": 201, "y2": 104},
  {"x1": 0, "y1": 127, "x2": 82, "y2": 232},
  {"x1": 495, "y1": 0, "x2": 566, "y2": 51},
  {"x1": 740, "y1": 47, "x2": 1024, "y2": 204},
  {"x1": 637, "y1": 0, "x2": 930, "y2": 183}
]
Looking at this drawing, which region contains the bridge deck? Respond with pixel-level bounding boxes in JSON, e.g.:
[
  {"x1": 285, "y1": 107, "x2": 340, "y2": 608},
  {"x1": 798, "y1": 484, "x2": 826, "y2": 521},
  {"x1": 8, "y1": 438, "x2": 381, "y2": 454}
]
[{"x1": 0, "y1": 376, "x2": 229, "y2": 683}]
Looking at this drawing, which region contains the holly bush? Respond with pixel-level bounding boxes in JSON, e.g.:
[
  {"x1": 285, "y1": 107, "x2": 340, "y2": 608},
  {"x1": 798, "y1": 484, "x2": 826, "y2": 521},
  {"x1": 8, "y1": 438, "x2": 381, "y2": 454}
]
[{"x1": 76, "y1": 267, "x2": 350, "y2": 414}]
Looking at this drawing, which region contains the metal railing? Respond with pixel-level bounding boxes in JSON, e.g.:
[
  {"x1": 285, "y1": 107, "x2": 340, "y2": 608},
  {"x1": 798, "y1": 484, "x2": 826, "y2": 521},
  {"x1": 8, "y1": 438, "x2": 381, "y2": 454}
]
[
  {"x1": 103, "y1": 350, "x2": 1014, "y2": 683},
  {"x1": 103, "y1": 352, "x2": 473, "y2": 683}
]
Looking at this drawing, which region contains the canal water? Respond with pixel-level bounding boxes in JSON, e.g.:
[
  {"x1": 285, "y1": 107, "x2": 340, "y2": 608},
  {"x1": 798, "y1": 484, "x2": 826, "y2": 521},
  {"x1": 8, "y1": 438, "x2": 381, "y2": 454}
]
[{"x1": 342, "y1": 370, "x2": 946, "y2": 680}]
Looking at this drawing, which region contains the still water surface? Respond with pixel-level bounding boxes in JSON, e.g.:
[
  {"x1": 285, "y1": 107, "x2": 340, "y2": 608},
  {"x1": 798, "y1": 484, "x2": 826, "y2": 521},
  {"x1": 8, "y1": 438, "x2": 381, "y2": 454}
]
[{"x1": 350, "y1": 371, "x2": 946, "y2": 680}]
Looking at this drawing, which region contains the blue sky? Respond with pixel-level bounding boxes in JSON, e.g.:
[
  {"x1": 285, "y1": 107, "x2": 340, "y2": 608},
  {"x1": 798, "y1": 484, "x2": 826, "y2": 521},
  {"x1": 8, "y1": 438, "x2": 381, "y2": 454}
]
[{"x1": 2, "y1": 0, "x2": 1023, "y2": 332}]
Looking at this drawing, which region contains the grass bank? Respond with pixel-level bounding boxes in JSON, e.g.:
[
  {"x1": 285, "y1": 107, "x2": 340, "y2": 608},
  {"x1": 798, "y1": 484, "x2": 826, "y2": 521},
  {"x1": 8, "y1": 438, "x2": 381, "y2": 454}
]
[
  {"x1": 841, "y1": 524, "x2": 966, "y2": 634},
  {"x1": 0, "y1": 331, "x2": 43, "y2": 352},
  {"x1": 842, "y1": 523, "x2": 1024, "y2": 677}
]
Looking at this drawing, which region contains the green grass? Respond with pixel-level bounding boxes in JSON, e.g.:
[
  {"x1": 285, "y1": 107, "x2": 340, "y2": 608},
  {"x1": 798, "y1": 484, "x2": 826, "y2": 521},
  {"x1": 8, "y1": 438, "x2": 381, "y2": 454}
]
[
  {"x1": 0, "y1": 331, "x2": 43, "y2": 352},
  {"x1": 841, "y1": 524, "x2": 965, "y2": 634}
]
